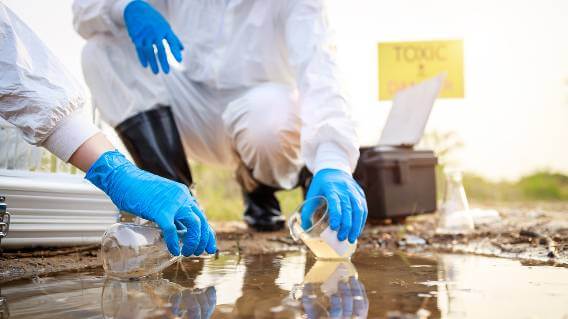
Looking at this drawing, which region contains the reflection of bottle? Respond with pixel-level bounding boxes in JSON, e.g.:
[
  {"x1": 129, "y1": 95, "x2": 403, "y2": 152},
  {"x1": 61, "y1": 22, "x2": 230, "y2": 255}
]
[
  {"x1": 303, "y1": 261, "x2": 358, "y2": 295},
  {"x1": 101, "y1": 223, "x2": 181, "y2": 279},
  {"x1": 0, "y1": 295, "x2": 9, "y2": 319},
  {"x1": 436, "y1": 170, "x2": 474, "y2": 234},
  {"x1": 102, "y1": 278, "x2": 216, "y2": 319},
  {"x1": 294, "y1": 261, "x2": 368, "y2": 318}
]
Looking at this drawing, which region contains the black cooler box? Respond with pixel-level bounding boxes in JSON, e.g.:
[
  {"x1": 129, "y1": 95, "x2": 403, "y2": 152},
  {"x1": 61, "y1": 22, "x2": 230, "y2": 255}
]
[{"x1": 354, "y1": 147, "x2": 438, "y2": 220}]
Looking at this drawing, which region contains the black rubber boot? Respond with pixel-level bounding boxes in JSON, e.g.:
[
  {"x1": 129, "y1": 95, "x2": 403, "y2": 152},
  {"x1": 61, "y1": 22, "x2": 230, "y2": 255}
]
[
  {"x1": 242, "y1": 184, "x2": 285, "y2": 232},
  {"x1": 298, "y1": 166, "x2": 313, "y2": 199},
  {"x1": 115, "y1": 106, "x2": 193, "y2": 189}
]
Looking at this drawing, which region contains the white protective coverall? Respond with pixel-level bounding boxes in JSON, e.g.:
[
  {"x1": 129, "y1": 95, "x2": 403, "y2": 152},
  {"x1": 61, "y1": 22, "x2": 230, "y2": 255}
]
[
  {"x1": 73, "y1": 0, "x2": 359, "y2": 189},
  {"x1": 0, "y1": 3, "x2": 99, "y2": 162}
]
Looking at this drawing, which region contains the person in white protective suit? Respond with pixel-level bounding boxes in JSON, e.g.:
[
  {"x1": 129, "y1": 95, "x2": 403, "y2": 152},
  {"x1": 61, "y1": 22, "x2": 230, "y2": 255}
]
[
  {"x1": 0, "y1": 3, "x2": 217, "y2": 257},
  {"x1": 73, "y1": 0, "x2": 368, "y2": 241}
]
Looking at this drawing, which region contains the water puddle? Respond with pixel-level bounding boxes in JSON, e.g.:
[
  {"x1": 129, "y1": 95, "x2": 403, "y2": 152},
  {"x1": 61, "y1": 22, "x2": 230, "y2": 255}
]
[{"x1": 2, "y1": 251, "x2": 568, "y2": 318}]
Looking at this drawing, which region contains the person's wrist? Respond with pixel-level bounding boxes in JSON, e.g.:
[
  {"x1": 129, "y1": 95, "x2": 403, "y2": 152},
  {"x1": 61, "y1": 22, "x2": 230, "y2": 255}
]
[
  {"x1": 43, "y1": 112, "x2": 100, "y2": 164},
  {"x1": 68, "y1": 132, "x2": 115, "y2": 172},
  {"x1": 313, "y1": 142, "x2": 352, "y2": 174},
  {"x1": 315, "y1": 167, "x2": 350, "y2": 178},
  {"x1": 85, "y1": 150, "x2": 131, "y2": 193},
  {"x1": 111, "y1": 0, "x2": 134, "y2": 26}
]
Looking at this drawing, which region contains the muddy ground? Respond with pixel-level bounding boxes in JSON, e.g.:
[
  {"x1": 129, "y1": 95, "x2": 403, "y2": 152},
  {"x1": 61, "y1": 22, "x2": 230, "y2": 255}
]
[{"x1": 1, "y1": 205, "x2": 567, "y2": 283}]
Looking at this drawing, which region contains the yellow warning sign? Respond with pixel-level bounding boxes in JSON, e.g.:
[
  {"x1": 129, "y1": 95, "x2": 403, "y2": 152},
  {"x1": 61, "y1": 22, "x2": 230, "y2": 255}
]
[{"x1": 378, "y1": 40, "x2": 464, "y2": 100}]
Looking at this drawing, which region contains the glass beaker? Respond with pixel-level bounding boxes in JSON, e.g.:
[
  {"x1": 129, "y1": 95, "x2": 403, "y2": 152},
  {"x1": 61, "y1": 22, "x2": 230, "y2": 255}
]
[
  {"x1": 436, "y1": 169, "x2": 474, "y2": 234},
  {"x1": 288, "y1": 196, "x2": 356, "y2": 260},
  {"x1": 101, "y1": 223, "x2": 181, "y2": 279}
]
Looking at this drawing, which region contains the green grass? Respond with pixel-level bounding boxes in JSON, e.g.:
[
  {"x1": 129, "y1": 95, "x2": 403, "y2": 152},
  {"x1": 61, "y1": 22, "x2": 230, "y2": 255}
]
[
  {"x1": 422, "y1": 131, "x2": 568, "y2": 203},
  {"x1": 194, "y1": 162, "x2": 568, "y2": 221},
  {"x1": 462, "y1": 170, "x2": 568, "y2": 202},
  {"x1": 191, "y1": 163, "x2": 304, "y2": 221},
  {"x1": 517, "y1": 172, "x2": 568, "y2": 200}
]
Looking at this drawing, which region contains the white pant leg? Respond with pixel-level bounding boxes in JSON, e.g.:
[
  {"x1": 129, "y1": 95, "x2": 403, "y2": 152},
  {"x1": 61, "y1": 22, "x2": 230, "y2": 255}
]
[
  {"x1": 81, "y1": 34, "x2": 170, "y2": 127},
  {"x1": 222, "y1": 83, "x2": 303, "y2": 190}
]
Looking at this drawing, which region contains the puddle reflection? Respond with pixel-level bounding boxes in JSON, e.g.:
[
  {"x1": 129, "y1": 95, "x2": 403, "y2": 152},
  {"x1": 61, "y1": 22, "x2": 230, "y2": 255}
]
[
  {"x1": 297, "y1": 261, "x2": 368, "y2": 318},
  {"x1": 2, "y1": 251, "x2": 568, "y2": 318},
  {"x1": 0, "y1": 295, "x2": 8, "y2": 319},
  {"x1": 434, "y1": 254, "x2": 568, "y2": 319},
  {"x1": 102, "y1": 279, "x2": 215, "y2": 319},
  {"x1": 99, "y1": 252, "x2": 435, "y2": 318}
]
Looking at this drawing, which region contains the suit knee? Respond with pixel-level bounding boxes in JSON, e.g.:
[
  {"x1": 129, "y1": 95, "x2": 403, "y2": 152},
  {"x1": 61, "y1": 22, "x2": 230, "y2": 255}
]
[{"x1": 223, "y1": 84, "x2": 300, "y2": 161}]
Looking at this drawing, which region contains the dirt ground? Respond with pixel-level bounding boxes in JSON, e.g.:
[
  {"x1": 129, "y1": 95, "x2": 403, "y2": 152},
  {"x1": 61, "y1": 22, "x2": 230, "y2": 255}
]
[{"x1": 1, "y1": 205, "x2": 567, "y2": 283}]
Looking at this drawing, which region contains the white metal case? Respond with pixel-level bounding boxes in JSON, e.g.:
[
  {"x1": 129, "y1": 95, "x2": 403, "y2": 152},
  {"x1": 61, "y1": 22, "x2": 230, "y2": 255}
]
[{"x1": 0, "y1": 169, "x2": 118, "y2": 248}]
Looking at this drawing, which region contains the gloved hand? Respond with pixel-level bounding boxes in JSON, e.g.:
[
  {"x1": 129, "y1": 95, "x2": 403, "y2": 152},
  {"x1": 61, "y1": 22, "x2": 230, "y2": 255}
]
[
  {"x1": 123, "y1": 0, "x2": 183, "y2": 74},
  {"x1": 303, "y1": 169, "x2": 367, "y2": 243},
  {"x1": 86, "y1": 150, "x2": 216, "y2": 256}
]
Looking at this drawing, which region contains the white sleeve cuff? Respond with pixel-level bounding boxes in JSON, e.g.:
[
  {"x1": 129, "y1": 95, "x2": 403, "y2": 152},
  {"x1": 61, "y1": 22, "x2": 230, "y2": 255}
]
[
  {"x1": 110, "y1": 0, "x2": 133, "y2": 26},
  {"x1": 41, "y1": 112, "x2": 100, "y2": 162},
  {"x1": 313, "y1": 142, "x2": 353, "y2": 174}
]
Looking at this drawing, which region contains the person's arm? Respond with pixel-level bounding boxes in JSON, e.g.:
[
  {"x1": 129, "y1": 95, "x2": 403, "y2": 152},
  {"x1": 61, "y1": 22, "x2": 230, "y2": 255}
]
[
  {"x1": 69, "y1": 134, "x2": 217, "y2": 257},
  {"x1": 73, "y1": 0, "x2": 183, "y2": 74},
  {"x1": 72, "y1": 0, "x2": 132, "y2": 39},
  {"x1": 0, "y1": 4, "x2": 216, "y2": 256},
  {"x1": 68, "y1": 133, "x2": 114, "y2": 172},
  {"x1": 0, "y1": 3, "x2": 99, "y2": 161},
  {"x1": 283, "y1": 0, "x2": 359, "y2": 174},
  {"x1": 68, "y1": 132, "x2": 218, "y2": 257},
  {"x1": 283, "y1": 0, "x2": 367, "y2": 243}
]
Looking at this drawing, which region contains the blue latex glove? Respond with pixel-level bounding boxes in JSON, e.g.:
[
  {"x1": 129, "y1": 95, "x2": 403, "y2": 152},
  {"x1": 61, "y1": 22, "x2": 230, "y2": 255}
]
[
  {"x1": 123, "y1": 0, "x2": 183, "y2": 74},
  {"x1": 303, "y1": 169, "x2": 368, "y2": 243},
  {"x1": 86, "y1": 150, "x2": 216, "y2": 256}
]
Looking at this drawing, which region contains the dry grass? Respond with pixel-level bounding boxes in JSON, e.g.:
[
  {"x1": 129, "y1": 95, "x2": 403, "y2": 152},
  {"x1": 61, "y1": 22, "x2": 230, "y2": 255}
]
[{"x1": 191, "y1": 163, "x2": 304, "y2": 221}]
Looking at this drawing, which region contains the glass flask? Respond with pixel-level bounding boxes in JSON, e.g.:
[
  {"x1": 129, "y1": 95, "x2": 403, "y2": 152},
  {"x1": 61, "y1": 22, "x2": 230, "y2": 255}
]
[
  {"x1": 101, "y1": 223, "x2": 181, "y2": 279},
  {"x1": 288, "y1": 196, "x2": 356, "y2": 260},
  {"x1": 436, "y1": 169, "x2": 474, "y2": 234}
]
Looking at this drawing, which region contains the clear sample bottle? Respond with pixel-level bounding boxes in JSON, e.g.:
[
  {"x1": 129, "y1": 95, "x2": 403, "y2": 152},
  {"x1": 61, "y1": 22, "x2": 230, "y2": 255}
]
[
  {"x1": 289, "y1": 196, "x2": 356, "y2": 260},
  {"x1": 436, "y1": 169, "x2": 474, "y2": 234},
  {"x1": 101, "y1": 223, "x2": 181, "y2": 279}
]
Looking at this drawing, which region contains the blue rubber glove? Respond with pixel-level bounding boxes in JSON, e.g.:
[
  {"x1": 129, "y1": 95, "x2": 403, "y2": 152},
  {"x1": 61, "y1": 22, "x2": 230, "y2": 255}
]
[
  {"x1": 303, "y1": 169, "x2": 368, "y2": 243},
  {"x1": 86, "y1": 150, "x2": 216, "y2": 256},
  {"x1": 123, "y1": 0, "x2": 183, "y2": 74}
]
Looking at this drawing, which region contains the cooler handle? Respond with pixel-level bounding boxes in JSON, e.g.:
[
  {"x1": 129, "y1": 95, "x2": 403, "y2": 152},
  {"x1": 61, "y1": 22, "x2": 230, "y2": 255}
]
[{"x1": 396, "y1": 159, "x2": 410, "y2": 184}]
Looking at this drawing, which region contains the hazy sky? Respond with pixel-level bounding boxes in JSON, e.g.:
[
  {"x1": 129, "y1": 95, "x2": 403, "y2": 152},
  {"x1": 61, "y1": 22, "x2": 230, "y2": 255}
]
[{"x1": 4, "y1": 0, "x2": 568, "y2": 181}]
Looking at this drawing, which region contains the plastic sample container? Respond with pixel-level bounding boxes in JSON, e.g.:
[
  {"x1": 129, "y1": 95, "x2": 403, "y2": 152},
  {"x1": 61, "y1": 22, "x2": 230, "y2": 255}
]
[{"x1": 353, "y1": 147, "x2": 438, "y2": 220}]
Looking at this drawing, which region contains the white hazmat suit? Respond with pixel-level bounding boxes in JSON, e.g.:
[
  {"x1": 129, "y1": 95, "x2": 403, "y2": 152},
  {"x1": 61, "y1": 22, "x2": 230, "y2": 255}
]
[
  {"x1": 0, "y1": 3, "x2": 99, "y2": 162},
  {"x1": 73, "y1": 0, "x2": 359, "y2": 189}
]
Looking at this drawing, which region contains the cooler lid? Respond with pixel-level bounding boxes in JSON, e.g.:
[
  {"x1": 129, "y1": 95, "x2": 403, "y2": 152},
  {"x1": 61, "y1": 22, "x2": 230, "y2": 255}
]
[
  {"x1": 378, "y1": 74, "x2": 444, "y2": 147},
  {"x1": 360, "y1": 147, "x2": 438, "y2": 167}
]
